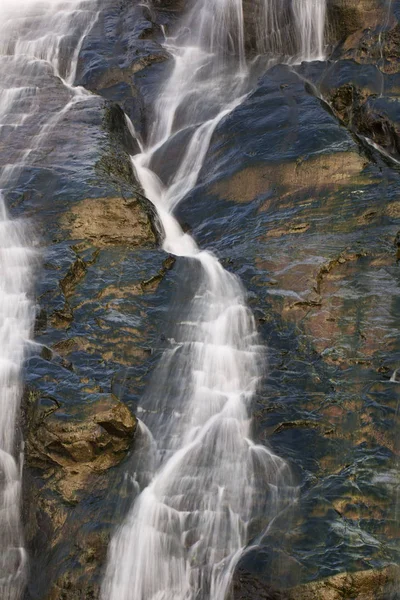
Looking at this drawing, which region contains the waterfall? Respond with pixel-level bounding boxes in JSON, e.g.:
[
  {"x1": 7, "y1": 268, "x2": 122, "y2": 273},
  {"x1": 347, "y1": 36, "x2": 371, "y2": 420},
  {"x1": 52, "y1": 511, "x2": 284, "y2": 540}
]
[
  {"x1": 99, "y1": 0, "x2": 329, "y2": 598},
  {"x1": 0, "y1": 0, "x2": 328, "y2": 597},
  {"x1": 0, "y1": 1, "x2": 99, "y2": 597},
  {"x1": 243, "y1": 0, "x2": 326, "y2": 61},
  {"x1": 292, "y1": 0, "x2": 326, "y2": 61},
  {"x1": 0, "y1": 198, "x2": 33, "y2": 599}
]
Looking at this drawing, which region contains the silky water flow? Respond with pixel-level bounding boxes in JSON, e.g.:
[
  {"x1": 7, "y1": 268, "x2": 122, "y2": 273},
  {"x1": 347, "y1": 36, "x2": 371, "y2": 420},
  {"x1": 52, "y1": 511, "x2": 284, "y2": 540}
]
[
  {"x1": 101, "y1": 1, "x2": 327, "y2": 599},
  {"x1": 0, "y1": 1, "x2": 99, "y2": 597}
]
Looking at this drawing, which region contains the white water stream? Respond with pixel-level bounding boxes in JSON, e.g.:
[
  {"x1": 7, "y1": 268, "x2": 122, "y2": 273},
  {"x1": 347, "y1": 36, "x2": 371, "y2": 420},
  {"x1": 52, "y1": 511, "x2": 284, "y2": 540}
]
[
  {"x1": 250, "y1": 0, "x2": 326, "y2": 60},
  {"x1": 0, "y1": 0, "x2": 326, "y2": 597},
  {"x1": 293, "y1": 0, "x2": 326, "y2": 61},
  {"x1": 102, "y1": 1, "x2": 326, "y2": 599},
  {"x1": 0, "y1": 1, "x2": 98, "y2": 597}
]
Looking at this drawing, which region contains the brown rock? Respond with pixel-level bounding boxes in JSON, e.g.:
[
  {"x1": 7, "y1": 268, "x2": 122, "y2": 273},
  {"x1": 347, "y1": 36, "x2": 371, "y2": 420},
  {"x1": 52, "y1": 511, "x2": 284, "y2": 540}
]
[
  {"x1": 233, "y1": 566, "x2": 398, "y2": 599},
  {"x1": 327, "y1": 0, "x2": 386, "y2": 43},
  {"x1": 60, "y1": 256, "x2": 87, "y2": 298},
  {"x1": 211, "y1": 151, "x2": 368, "y2": 204},
  {"x1": 286, "y1": 565, "x2": 399, "y2": 600},
  {"x1": 61, "y1": 196, "x2": 156, "y2": 248},
  {"x1": 26, "y1": 393, "x2": 136, "y2": 503}
]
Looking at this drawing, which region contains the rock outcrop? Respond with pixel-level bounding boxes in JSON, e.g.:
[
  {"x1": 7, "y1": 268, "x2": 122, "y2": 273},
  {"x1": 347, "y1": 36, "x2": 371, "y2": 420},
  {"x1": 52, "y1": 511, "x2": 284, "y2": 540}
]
[
  {"x1": 233, "y1": 565, "x2": 399, "y2": 599},
  {"x1": 326, "y1": 83, "x2": 400, "y2": 160},
  {"x1": 326, "y1": 0, "x2": 386, "y2": 43},
  {"x1": 61, "y1": 196, "x2": 156, "y2": 248},
  {"x1": 287, "y1": 566, "x2": 399, "y2": 600},
  {"x1": 25, "y1": 391, "x2": 136, "y2": 503},
  {"x1": 22, "y1": 389, "x2": 137, "y2": 599}
]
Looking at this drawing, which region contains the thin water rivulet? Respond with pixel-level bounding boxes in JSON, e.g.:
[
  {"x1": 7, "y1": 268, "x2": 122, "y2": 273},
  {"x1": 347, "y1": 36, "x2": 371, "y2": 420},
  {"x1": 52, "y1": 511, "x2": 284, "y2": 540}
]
[{"x1": 0, "y1": 1, "x2": 99, "y2": 597}]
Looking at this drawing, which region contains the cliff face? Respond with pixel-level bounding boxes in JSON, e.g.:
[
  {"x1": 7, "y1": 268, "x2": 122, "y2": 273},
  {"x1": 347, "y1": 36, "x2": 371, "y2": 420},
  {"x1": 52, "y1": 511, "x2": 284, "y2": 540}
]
[
  {"x1": 11, "y1": 1, "x2": 400, "y2": 598},
  {"x1": 327, "y1": 0, "x2": 387, "y2": 39}
]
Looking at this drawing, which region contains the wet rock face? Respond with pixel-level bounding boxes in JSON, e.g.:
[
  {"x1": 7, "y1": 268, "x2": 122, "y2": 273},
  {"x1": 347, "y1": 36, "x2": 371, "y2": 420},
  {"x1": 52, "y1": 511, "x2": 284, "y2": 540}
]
[
  {"x1": 234, "y1": 566, "x2": 399, "y2": 600},
  {"x1": 327, "y1": 83, "x2": 400, "y2": 160},
  {"x1": 10, "y1": 0, "x2": 400, "y2": 598},
  {"x1": 181, "y1": 56, "x2": 400, "y2": 597},
  {"x1": 22, "y1": 389, "x2": 139, "y2": 599},
  {"x1": 25, "y1": 392, "x2": 136, "y2": 503},
  {"x1": 7, "y1": 5, "x2": 170, "y2": 597},
  {"x1": 289, "y1": 567, "x2": 400, "y2": 600},
  {"x1": 210, "y1": 151, "x2": 368, "y2": 204},
  {"x1": 75, "y1": 0, "x2": 170, "y2": 140},
  {"x1": 326, "y1": 0, "x2": 400, "y2": 61},
  {"x1": 61, "y1": 196, "x2": 156, "y2": 248},
  {"x1": 327, "y1": 0, "x2": 385, "y2": 41},
  {"x1": 338, "y1": 21, "x2": 400, "y2": 73},
  {"x1": 317, "y1": 0, "x2": 400, "y2": 163}
]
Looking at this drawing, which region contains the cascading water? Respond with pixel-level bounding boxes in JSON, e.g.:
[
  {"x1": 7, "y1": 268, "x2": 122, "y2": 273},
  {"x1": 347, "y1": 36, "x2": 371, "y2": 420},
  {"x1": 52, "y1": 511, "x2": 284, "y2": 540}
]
[
  {"x1": 0, "y1": 0, "x2": 327, "y2": 596},
  {"x1": 0, "y1": 199, "x2": 33, "y2": 599},
  {"x1": 0, "y1": 1, "x2": 98, "y2": 597},
  {"x1": 101, "y1": 1, "x2": 327, "y2": 599},
  {"x1": 244, "y1": 0, "x2": 326, "y2": 61},
  {"x1": 292, "y1": 0, "x2": 326, "y2": 61}
]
